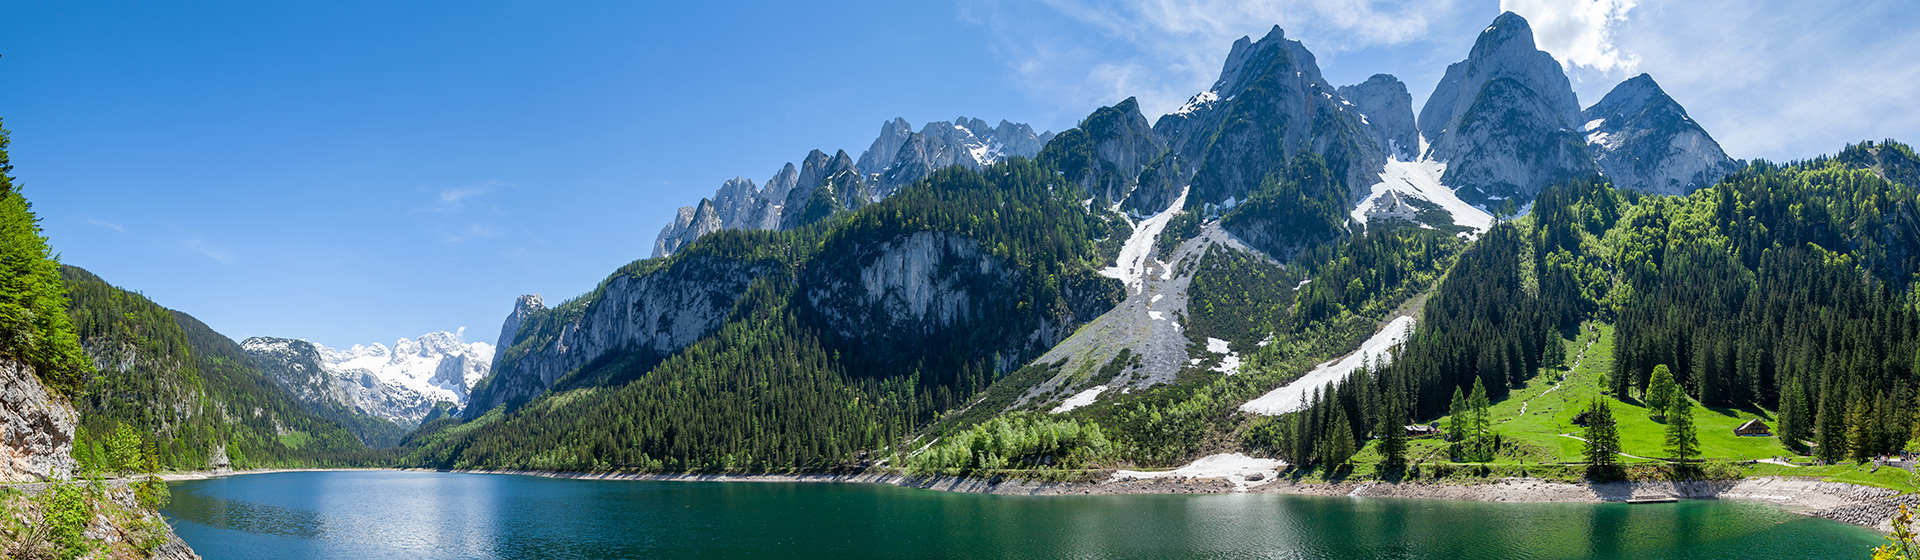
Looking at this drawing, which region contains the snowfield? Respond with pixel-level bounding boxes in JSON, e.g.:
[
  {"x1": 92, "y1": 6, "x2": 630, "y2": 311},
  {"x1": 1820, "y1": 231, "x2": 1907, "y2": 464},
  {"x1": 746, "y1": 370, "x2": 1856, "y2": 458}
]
[
  {"x1": 1350, "y1": 160, "x2": 1493, "y2": 235},
  {"x1": 1111, "y1": 453, "x2": 1285, "y2": 492},
  {"x1": 1240, "y1": 316, "x2": 1416, "y2": 415},
  {"x1": 1099, "y1": 187, "x2": 1190, "y2": 295}
]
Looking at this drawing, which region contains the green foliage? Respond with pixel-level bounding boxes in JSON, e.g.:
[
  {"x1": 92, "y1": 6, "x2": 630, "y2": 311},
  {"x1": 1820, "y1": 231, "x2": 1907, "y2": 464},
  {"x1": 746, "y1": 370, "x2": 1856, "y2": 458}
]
[
  {"x1": 0, "y1": 119, "x2": 91, "y2": 395},
  {"x1": 1664, "y1": 395, "x2": 1699, "y2": 461},
  {"x1": 417, "y1": 159, "x2": 1125, "y2": 472},
  {"x1": 35, "y1": 481, "x2": 95, "y2": 560},
  {"x1": 61, "y1": 267, "x2": 378, "y2": 470},
  {"x1": 1217, "y1": 154, "x2": 1350, "y2": 261},
  {"x1": 907, "y1": 415, "x2": 1111, "y2": 473},
  {"x1": 1646, "y1": 365, "x2": 1676, "y2": 418},
  {"x1": 1582, "y1": 398, "x2": 1621, "y2": 469}
]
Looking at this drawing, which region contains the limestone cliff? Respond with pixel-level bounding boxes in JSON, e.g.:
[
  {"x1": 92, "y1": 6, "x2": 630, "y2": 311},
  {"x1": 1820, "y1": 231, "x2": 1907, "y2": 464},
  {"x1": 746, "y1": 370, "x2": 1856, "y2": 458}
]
[{"x1": 0, "y1": 358, "x2": 76, "y2": 483}]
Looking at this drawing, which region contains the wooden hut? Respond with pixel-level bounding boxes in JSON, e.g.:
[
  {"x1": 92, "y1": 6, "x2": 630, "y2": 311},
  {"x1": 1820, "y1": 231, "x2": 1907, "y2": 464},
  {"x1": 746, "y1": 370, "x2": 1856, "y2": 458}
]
[
  {"x1": 1734, "y1": 419, "x2": 1772, "y2": 437},
  {"x1": 1404, "y1": 424, "x2": 1441, "y2": 438}
]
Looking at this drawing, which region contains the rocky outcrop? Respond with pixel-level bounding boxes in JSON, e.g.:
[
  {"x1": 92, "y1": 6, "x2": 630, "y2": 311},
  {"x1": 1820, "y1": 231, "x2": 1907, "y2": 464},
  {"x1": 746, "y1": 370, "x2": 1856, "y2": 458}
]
[
  {"x1": 1582, "y1": 73, "x2": 1737, "y2": 196},
  {"x1": 1039, "y1": 97, "x2": 1167, "y2": 207},
  {"x1": 803, "y1": 232, "x2": 1010, "y2": 339},
  {"x1": 1148, "y1": 25, "x2": 1385, "y2": 209},
  {"x1": 0, "y1": 358, "x2": 77, "y2": 483},
  {"x1": 1419, "y1": 11, "x2": 1597, "y2": 205},
  {"x1": 651, "y1": 116, "x2": 1052, "y2": 257},
  {"x1": 1338, "y1": 74, "x2": 1420, "y2": 161},
  {"x1": 468, "y1": 254, "x2": 779, "y2": 417}
]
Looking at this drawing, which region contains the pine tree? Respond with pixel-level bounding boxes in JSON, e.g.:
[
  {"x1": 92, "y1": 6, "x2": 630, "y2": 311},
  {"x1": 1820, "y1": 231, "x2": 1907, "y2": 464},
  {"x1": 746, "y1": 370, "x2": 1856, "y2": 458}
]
[
  {"x1": 1647, "y1": 364, "x2": 1677, "y2": 419},
  {"x1": 1664, "y1": 393, "x2": 1699, "y2": 461},
  {"x1": 1467, "y1": 377, "x2": 1494, "y2": 462},
  {"x1": 1850, "y1": 397, "x2": 1878, "y2": 463},
  {"x1": 1321, "y1": 406, "x2": 1354, "y2": 470},
  {"x1": 0, "y1": 119, "x2": 90, "y2": 394},
  {"x1": 1817, "y1": 390, "x2": 1848, "y2": 464},
  {"x1": 1448, "y1": 386, "x2": 1467, "y2": 442},
  {"x1": 1583, "y1": 398, "x2": 1621, "y2": 468},
  {"x1": 1378, "y1": 398, "x2": 1407, "y2": 470}
]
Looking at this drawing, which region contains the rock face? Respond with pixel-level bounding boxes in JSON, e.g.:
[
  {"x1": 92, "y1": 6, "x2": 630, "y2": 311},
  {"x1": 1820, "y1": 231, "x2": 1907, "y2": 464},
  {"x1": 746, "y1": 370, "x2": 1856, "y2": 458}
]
[
  {"x1": 1581, "y1": 73, "x2": 1737, "y2": 196},
  {"x1": 651, "y1": 116, "x2": 1052, "y2": 257},
  {"x1": 803, "y1": 231, "x2": 1010, "y2": 340},
  {"x1": 0, "y1": 358, "x2": 77, "y2": 483},
  {"x1": 243, "y1": 330, "x2": 493, "y2": 427},
  {"x1": 1338, "y1": 74, "x2": 1420, "y2": 161},
  {"x1": 1148, "y1": 25, "x2": 1384, "y2": 210},
  {"x1": 1419, "y1": 11, "x2": 1597, "y2": 205},
  {"x1": 467, "y1": 253, "x2": 780, "y2": 417},
  {"x1": 1038, "y1": 97, "x2": 1168, "y2": 208}
]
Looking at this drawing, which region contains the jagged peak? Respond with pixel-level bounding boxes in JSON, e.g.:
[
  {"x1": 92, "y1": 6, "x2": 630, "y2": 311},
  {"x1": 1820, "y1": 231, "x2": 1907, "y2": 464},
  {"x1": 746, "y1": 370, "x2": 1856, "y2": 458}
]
[
  {"x1": 1473, "y1": 11, "x2": 1538, "y2": 56},
  {"x1": 1586, "y1": 73, "x2": 1673, "y2": 121}
]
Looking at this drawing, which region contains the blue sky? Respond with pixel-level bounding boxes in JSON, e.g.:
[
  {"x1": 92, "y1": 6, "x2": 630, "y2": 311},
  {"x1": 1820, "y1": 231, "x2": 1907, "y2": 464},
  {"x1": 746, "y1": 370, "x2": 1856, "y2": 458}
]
[{"x1": 3, "y1": 0, "x2": 1916, "y2": 350}]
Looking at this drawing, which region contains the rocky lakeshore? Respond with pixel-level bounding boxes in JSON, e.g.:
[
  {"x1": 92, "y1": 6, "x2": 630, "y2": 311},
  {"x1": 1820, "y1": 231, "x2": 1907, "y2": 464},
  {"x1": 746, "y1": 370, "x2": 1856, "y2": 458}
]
[{"x1": 158, "y1": 462, "x2": 1912, "y2": 534}]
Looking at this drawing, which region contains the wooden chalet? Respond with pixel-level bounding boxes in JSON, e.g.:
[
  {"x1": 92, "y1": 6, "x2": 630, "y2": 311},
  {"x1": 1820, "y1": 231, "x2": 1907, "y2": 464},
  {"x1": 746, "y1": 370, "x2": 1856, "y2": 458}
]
[{"x1": 1734, "y1": 419, "x2": 1772, "y2": 437}]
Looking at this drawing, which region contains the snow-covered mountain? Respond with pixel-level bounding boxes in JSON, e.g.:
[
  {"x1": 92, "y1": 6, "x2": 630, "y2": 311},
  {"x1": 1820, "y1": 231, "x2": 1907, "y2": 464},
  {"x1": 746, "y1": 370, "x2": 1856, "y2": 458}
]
[
  {"x1": 652, "y1": 116, "x2": 1054, "y2": 258},
  {"x1": 243, "y1": 329, "x2": 492, "y2": 428}
]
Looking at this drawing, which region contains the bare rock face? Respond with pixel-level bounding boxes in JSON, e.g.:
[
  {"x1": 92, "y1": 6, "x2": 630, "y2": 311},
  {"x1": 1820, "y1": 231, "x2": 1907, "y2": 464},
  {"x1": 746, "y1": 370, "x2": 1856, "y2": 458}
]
[
  {"x1": 1581, "y1": 73, "x2": 1737, "y2": 196},
  {"x1": 1418, "y1": 11, "x2": 1598, "y2": 205},
  {"x1": 467, "y1": 254, "x2": 778, "y2": 417},
  {"x1": 1338, "y1": 74, "x2": 1420, "y2": 161},
  {"x1": 651, "y1": 116, "x2": 1051, "y2": 258},
  {"x1": 0, "y1": 358, "x2": 78, "y2": 483}
]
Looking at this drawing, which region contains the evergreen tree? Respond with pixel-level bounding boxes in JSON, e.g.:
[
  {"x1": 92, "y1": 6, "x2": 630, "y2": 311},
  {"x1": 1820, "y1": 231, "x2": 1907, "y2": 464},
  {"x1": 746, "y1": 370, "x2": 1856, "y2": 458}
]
[
  {"x1": 1465, "y1": 377, "x2": 1494, "y2": 462},
  {"x1": 1378, "y1": 398, "x2": 1408, "y2": 470},
  {"x1": 1664, "y1": 393, "x2": 1700, "y2": 461},
  {"x1": 1780, "y1": 378, "x2": 1812, "y2": 453},
  {"x1": 0, "y1": 119, "x2": 90, "y2": 394},
  {"x1": 1851, "y1": 397, "x2": 1878, "y2": 463},
  {"x1": 1817, "y1": 390, "x2": 1849, "y2": 464},
  {"x1": 1582, "y1": 398, "x2": 1621, "y2": 469},
  {"x1": 1447, "y1": 386, "x2": 1467, "y2": 442},
  {"x1": 1647, "y1": 364, "x2": 1677, "y2": 419},
  {"x1": 1321, "y1": 406, "x2": 1354, "y2": 470}
]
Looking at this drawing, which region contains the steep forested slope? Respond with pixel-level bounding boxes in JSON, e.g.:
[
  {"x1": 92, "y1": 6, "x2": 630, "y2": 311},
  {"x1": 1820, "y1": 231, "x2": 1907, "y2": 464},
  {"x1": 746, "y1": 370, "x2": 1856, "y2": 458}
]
[
  {"x1": 406, "y1": 159, "x2": 1125, "y2": 470},
  {"x1": 1275, "y1": 140, "x2": 1920, "y2": 468},
  {"x1": 61, "y1": 267, "x2": 379, "y2": 468}
]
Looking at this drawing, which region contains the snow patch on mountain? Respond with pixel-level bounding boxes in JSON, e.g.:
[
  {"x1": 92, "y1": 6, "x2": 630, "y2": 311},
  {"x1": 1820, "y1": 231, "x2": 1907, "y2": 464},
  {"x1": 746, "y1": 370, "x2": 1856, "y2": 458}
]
[
  {"x1": 1350, "y1": 159, "x2": 1494, "y2": 235},
  {"x1": 1100, "y1": 187, "x2": 1190, "y2": 295},
  {"x1": 1241, "y1": 316, "x2": 1415, "y2": 415}
]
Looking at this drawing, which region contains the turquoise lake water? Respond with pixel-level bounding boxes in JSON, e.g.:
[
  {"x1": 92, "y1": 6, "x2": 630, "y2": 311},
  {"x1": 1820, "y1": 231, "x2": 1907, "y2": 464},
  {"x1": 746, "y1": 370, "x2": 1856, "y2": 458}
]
[{"x1": 163, "y1": 471, "x2": 1885, "y2": 559}]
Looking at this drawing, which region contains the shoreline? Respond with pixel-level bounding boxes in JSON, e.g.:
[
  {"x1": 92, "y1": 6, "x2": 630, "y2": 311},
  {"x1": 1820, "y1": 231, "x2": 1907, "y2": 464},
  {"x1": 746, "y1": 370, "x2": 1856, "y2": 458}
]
[{"x1": 157, "y1": 466, "x2": 1906, "y2": 532}]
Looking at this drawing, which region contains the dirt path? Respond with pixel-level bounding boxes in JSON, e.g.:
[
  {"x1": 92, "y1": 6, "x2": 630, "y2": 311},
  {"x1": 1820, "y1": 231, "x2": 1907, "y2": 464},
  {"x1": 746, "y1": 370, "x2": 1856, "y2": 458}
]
[{"x1": 1507, "y1": 334, "x2": 1596, "y2": 422}]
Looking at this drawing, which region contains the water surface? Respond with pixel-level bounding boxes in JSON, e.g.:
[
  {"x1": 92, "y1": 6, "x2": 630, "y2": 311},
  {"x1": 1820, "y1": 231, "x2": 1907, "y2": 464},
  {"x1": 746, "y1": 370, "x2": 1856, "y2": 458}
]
[{"x1": 164, "y1": 471, "x2": 1883, "y2": 559}]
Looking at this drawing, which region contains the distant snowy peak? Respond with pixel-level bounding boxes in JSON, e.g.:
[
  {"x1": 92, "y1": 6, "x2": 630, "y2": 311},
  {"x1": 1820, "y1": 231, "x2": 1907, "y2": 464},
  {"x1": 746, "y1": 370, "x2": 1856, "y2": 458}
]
[
  {"x1": 652, "y1": 116, "x2": 1052, "y2": 258},
  {"x1": 322, "y1": 328, "x2": 494, "y2": 405}
]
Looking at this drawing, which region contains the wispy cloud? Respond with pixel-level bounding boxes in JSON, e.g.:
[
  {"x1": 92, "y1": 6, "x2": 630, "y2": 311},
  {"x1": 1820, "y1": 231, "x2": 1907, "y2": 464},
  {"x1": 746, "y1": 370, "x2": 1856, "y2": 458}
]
[
  {"x1": 184, "y1": 238, "x2": 235, "y2": 264},
  {"x1": 1594, "y1": 0, "x2": 1920, "y2": 160},
  {"x1": 410, "y1": 181, "x2": 512, "y2": 244},
  {"x1": 960, "y1": 0, "x2": 1466, "y2": 119},
  {"x1": 81, "y1": 218, "x2": 126, "y2": 233}
]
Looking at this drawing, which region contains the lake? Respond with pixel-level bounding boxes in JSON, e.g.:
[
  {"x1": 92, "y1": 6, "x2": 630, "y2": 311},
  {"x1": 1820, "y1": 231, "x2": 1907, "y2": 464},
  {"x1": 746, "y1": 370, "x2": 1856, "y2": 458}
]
[{"x1": 163, "y1": 471, "x2": 1884, "y2": 559}]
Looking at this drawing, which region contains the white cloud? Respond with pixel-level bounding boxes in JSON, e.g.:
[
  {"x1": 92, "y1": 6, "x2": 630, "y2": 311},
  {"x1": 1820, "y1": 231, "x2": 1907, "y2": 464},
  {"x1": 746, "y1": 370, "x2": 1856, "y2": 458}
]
[
  {"x1": 1600, "y1": 0, "x2": 1920, "y2": 160},
  {"x1": 184, "y1": 238, "x2": 235, "y2": 265},
  {"x1": 962, "y1": 0, "x2": 1467, "y2": 120},
  {"x1": 1500, "y1": 0, "x2": 1638, "y2": 73}
]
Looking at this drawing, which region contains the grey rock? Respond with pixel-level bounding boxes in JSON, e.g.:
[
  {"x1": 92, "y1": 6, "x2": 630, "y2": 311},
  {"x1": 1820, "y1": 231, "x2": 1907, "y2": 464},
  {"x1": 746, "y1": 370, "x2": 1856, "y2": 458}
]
[
  {"x1": 1418, "y1": 11, "x2": 1598, "y2": 204},
  {"x1": 1046, "y1": 97, "x2": 1168, "y2": 207},
  {"x1": 0, "y1": 358, "x2": 77, "y2": 483},
  {"x1": 1338, "y1": 74, "x2": 1420, "y2": 161},
  {"x1": 467, "y1": 254, "x2": 778, "y2": 417},
  {"x1": 652, "y1": 116, "x2": 1051, "y2": 257},
  {"x1": 1147, "y1": 25, "x2": 1384, "y2": 209},
  {"x1": 1582, "y1": 73, "x2": 1736, "y2": 195}
]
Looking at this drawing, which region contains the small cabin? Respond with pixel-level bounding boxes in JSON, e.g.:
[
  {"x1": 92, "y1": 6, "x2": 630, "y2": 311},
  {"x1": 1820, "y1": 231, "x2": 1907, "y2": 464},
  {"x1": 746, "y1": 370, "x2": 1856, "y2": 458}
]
[
  {"x1": 1405, "y1": 424, "x2": 1441, "y2": 438},
  {"x1": 1734, "y1": 419, "x2": 1772, "y2": 437}
]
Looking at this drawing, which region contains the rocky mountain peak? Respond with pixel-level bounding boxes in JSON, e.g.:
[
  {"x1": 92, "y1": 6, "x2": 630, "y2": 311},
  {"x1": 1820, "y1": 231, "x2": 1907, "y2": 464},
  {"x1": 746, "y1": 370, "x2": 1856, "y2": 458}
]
[
  {"x1": 1582, "y1": 73, "x2": 1735, "y2": 195},
  {"x1": 1417, "y1": 11, "x2": 1594, "y2": 204},
  {"x1": 1338, "y1": 74, "x2": 1419, "y2": 161}
]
